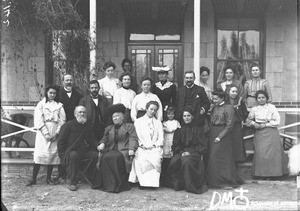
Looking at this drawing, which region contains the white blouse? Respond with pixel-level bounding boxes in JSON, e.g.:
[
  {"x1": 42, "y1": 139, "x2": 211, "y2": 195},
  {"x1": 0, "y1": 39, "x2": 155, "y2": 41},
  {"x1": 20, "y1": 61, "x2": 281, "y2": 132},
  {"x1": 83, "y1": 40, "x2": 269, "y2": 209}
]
[
  {"x1": 247, "y1": 103, "x2": 280, "y2": 127},
  {"x1": 130, "y1": 92, "x2": 163, "y2": 122},
  {"x1": 113, "y1": 87, "x2": 136, "y2": 109},
  {"x1": 98, "y1": 76, "x2": 120, "y2": 98}
]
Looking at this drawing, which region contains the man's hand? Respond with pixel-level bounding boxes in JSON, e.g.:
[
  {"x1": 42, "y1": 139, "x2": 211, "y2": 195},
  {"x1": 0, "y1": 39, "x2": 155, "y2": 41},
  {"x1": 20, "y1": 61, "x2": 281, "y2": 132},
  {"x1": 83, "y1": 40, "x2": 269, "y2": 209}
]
[
  {"x1": 182, "y1": 152, "x2": 190, "y2": 156},
  {"x1": 128, "y1": 150, "x2": 135, "y2": 156},
  {"x1": 214, "y1": 137, "x2": 221, "y2": 143},
  {"x1": 97, "y1": 143, "x2": 105, "y2": 151}
]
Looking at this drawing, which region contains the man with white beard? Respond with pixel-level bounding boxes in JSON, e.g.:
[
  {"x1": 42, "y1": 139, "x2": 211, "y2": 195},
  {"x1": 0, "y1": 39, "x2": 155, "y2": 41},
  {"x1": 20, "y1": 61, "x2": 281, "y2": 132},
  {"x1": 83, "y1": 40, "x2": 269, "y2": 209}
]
[{"x1": 57, "y1": 106, "x2": 100, "y2": 191}]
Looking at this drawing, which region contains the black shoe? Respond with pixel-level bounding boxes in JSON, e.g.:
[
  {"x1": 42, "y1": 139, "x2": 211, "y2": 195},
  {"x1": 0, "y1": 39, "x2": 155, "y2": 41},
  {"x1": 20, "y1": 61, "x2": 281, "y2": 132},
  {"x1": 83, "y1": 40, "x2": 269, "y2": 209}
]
[
  {"x1": 26, "y1": 180, "x2": 36, "y2": 186},
  {"x1": 46, "y1": 179, "x2": 56, "y2": 185}
]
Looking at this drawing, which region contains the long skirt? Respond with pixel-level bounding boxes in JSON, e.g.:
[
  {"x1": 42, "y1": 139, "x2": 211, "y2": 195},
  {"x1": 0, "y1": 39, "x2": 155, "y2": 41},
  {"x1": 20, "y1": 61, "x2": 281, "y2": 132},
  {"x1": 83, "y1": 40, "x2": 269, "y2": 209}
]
[
  {"x1": 129, "y1": 147, "x2": 162, "y2": 187},
  {"x1": 207, "y1": 125, "x2": 239, "y2": 188},
  {"x1": 167, "y1": 152, "x2": 208, "y2": 194},
  {"x1": 97, "y1": 151, "x2": 131, "y2": 193},
  {"x1": 252, "y1": 127, "x2": 288, "y2": 177},
  {"x1": 232, "y1": 122, "x2": 246, "y2": 162}
]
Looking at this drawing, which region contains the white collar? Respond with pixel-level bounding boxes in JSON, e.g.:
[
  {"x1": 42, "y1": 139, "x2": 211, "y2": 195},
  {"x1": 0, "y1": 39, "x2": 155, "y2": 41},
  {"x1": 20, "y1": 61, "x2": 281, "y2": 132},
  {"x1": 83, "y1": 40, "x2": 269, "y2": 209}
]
[{"x1": 185, "y1": 84, "x2": 195, "y2": 89}]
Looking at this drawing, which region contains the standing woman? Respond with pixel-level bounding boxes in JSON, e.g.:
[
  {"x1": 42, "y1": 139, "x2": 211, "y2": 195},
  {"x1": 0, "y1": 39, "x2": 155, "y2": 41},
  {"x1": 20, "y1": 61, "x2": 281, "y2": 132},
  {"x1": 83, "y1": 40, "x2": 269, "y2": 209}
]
[
  {"x1": 152, "y1": 66, "x2": 177, "y2": 114},
  {"x1": 113, "y1": 73, "x2": 136, "y2": 123},
  {"x1": 244, "y1": 64, "x2": 272, "y2": 111},
  {"x1": 225, "y1": 84, "x2": 248, "y2": 164},
  {"x1": 26, "y1": 85, "x2": 66, "y2": 186},
  {"x1": 207, "y1": 89, "x2": 239, "y2": 189},
  {"x1": 167, "y1": 106, "x2": 208, "y2": 194},
  {"x1": 246, "y1": 90, "x2": 287, "y2": 178},
  {"x1": 98, "y1": 61, "x2": 120, "y2": 107},
  {"x1": 129, "y1": 101, "x2": 164, "y2": 189},
  {"x1": 217, "y1": 66, "x2": 245, "y2": 100},
  {"x1": 131, "y1": 77, "x2": 163, "y2": 122}
]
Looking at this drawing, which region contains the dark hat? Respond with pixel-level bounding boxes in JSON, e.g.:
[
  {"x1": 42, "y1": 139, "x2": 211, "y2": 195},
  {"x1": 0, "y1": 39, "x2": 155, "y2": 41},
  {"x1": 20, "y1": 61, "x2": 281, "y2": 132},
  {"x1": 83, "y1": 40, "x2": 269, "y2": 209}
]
[{"x1": 107, "y1": 104, "x2": 126, "y2": 116}]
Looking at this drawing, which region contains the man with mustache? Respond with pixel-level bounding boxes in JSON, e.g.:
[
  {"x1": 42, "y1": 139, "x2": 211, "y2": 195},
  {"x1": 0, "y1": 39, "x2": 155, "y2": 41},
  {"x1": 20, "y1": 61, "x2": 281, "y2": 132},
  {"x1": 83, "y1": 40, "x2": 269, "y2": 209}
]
[
  {"x1": 57, "y1": 106, "x2": 100, "y2": 191},
  {"x1": 79, "y1": 80, "x2": 109, "y2": 140},
  {"x1": 176, "y1": 71, "x2": 210, "y2": 127},
  {"x1": 54, "y1": 74, "x2": 82, "y2": 182}
]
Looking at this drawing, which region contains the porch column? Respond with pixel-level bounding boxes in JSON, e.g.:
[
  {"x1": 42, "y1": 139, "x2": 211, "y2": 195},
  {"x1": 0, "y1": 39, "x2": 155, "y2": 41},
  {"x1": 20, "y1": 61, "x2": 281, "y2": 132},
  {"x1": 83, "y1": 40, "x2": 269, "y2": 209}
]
[
  {"x1": 194, "y1": 0, "x2": 201, "y2": 85},
  {"x1": 90, "y1": 0, "x2": 97, "y2": 80}
]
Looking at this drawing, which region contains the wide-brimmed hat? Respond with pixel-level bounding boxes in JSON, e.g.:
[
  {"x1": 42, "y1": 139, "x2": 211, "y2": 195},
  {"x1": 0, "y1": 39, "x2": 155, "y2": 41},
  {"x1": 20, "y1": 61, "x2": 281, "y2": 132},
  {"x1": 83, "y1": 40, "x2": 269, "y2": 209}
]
[
  {"x1": 152, "y1": 66, "x2": 171, "y2": 73},
  {"x1": 107, "y1": 104, "x2": 126, "y2": 117}
]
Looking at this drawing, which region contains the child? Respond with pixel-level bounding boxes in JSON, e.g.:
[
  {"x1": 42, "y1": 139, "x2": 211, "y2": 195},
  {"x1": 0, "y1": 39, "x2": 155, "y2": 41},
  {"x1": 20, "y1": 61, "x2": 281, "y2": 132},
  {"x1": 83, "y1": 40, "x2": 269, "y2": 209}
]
[
  {"x1": 162, "y1": 106, "x2": 181, "y2": 158},
  {"x1": 160, "y1": 105, "x2": 180, "y2": 186}
]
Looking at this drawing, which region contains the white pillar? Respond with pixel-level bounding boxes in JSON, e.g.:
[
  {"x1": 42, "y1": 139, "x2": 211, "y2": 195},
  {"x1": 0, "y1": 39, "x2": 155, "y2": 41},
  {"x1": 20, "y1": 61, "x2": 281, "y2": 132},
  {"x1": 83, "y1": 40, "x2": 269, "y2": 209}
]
[
  {"x1": 194, "y1": 0, "x2": 201, "y2": 85},
  {"x1": 90, "y1": 0, "x2": 97, "y2": 80}
]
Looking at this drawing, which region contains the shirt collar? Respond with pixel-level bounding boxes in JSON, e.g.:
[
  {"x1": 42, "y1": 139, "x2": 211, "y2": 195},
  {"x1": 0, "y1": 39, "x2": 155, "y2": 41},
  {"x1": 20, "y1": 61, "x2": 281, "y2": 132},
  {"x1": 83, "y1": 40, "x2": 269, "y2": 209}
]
[{"x1": 185, "y1": 84, "x2": 195, "y2": 89}]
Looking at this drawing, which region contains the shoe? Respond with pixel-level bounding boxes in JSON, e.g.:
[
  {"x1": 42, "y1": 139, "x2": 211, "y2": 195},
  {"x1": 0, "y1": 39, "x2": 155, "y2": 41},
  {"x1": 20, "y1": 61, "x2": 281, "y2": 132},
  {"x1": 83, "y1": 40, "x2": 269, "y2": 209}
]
[
  {"x1": 26, "y1": 180, "x2": 36, "y2": 186},
  {"x1": 68, "y1": 184, "x2": 78, "y2": 191},
  {"x1": 46, "y1": 179, "x2": 56, "y2": 185}
]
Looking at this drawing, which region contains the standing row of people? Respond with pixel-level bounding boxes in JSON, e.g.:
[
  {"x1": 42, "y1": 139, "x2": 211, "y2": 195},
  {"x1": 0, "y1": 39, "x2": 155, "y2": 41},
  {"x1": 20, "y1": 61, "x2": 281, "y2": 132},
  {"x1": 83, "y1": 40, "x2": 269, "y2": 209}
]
[{"x1": 26, "y1": 59, "x2": 287, "y2": 194}]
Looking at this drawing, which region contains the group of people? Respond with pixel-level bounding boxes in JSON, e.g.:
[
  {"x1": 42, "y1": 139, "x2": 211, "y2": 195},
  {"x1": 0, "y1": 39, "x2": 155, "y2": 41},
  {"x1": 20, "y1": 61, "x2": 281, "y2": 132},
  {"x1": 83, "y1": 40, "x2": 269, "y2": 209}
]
[{"x1": 25, "y1": 59, "x2": 288, "y2": 194}]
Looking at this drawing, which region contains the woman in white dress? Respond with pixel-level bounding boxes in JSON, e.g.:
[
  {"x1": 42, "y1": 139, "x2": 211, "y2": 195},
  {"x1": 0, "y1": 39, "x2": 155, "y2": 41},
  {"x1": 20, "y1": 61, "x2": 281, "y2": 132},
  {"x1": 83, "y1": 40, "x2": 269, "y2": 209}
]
[
  {"x1": 130, "y1": 77, "x2": 163, "y2": 122},
  {"x1": 113, "y1": 73, "x2": 136, "y2": 123},
  {"x1": 129, "y1": 101, "x2": 164, "y2": 189},
  {"x1": 26, "y1": 85, "x2": 66, "y2": 186}
]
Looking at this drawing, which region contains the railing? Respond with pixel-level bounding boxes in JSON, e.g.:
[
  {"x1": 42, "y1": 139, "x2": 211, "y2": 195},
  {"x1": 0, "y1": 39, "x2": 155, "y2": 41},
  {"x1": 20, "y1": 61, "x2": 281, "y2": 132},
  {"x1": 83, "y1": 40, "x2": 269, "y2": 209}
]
[{"x1": 1, "y1": 119, "x2": 300, "y2": 157}]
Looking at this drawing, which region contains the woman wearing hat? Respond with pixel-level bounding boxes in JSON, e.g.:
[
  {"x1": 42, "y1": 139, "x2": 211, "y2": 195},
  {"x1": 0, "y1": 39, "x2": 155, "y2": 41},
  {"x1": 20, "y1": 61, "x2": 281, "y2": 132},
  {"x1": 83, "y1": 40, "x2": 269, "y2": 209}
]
[
  {"x1": 152, "y1": 66, "x2": 177, "y2": 119},
  {"x1": 97, "y1": 104, "x2": 139, "y2": 193}
]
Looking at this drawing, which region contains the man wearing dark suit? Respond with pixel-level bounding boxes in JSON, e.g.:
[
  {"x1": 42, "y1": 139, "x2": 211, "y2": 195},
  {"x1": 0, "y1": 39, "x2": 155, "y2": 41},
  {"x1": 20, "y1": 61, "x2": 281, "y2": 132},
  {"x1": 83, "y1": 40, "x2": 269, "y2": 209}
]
[
  {"x1": 176, "y1": 71, "x2": 210, "y2": 127},
  {"x1": 79, "y1": 80, "x2": 109, "y2": 141},
  {"x1": 54, "y1": 74, "x2": 82, "y2": 182},
  {"x1": 57, "y1": 74, "x2": 82, "y2": 122}
]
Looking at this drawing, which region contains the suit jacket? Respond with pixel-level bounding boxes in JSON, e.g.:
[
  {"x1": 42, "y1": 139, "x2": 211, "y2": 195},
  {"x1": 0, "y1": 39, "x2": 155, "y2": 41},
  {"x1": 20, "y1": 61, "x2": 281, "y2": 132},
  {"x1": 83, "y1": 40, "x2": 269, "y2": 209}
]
[
  {"x1": 57, "y1": 119, "x2": 98, "y2": 166},
  {"x1": 79, "y1": 95, "x2": 109, "y2": 126},
  {"x1": 57, "y1": 87, "x2": 82, "y2": 122},
  {"x1": 99, "y1": 123, "x2": 139, "y2": 172},
  {"x1": 176, "y1": 84, "x2": 210, "y2": 126}
]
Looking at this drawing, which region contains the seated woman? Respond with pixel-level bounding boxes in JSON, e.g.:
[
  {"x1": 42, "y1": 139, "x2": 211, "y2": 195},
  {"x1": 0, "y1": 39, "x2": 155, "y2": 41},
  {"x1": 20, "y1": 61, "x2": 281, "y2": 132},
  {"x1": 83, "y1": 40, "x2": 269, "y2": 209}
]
[
  {"x1": 246, "y1": 90, "x2": 288, "y2": 179},
  {"x1": 166, "y1": 106, "x2": 208, "y2": 194},
  {"x1": 129, "y1": 101, "x2": 164, "y2": 189},
  {"x1": 97, "y1": 104, "x2": 139, "y2": 193},
  {"x1": 206, "y1": 89, "x2": 239, "y2": 189}
]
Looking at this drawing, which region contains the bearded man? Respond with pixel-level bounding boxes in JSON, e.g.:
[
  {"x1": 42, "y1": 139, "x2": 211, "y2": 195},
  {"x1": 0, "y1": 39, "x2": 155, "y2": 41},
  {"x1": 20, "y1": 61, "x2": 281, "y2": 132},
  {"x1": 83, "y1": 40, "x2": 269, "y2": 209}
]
[{"x1": 57, "y1": 106, "x2": 99, "y2": 191}]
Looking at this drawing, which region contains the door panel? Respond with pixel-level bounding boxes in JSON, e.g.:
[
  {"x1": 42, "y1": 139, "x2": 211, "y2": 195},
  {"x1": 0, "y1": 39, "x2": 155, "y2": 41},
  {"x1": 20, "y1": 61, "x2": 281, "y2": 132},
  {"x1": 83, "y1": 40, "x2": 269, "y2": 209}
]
[{"x1": 129, "y1": 45, "x2": 182, "y2": 88}]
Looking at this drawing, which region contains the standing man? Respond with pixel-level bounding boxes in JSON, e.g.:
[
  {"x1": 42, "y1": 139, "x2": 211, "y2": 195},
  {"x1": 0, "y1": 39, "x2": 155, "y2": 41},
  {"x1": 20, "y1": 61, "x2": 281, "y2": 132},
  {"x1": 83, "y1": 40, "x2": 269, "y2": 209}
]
[
  {"x1": 57, "y1": 106, "x2": 100, "y2": 191},
  {"x1": 176, "y1": 71, "x2": 210, "y2": 127},
  {"x1": 79, "y1": 80, "x2": 109, "y2": 140},
  {"x1": 54, "y1": 74, "x2": 82, "y2": 182},
  {"x1": 57, "y1": 74, "x2": 82, "y2": 122},
  {"x1": 121, "y1": 58, "x2": 138, "y2": 93}
]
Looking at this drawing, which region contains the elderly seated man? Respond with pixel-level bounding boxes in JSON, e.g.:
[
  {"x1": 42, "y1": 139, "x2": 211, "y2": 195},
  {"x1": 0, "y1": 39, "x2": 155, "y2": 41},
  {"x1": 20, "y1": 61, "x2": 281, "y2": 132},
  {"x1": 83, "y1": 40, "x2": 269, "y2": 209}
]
[{"x1": 57, "y1": 106, "x2": 100, "y2": 191}]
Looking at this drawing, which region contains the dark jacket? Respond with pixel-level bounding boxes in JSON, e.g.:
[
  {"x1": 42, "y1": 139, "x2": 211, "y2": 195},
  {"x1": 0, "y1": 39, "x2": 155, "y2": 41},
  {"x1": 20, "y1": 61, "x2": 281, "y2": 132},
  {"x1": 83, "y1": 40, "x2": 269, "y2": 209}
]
[
  {"x1": 79, "y1": 95, "x2": 109, "y2": 126},
  {"x1": 57, "y1": 87, "x2": 82, "y2": 122},
  {"x1": 176, "y1": 84, "x2": 210, "y2": 126},
  {"x1": 99, "y1": 123, "x2": 139, "y2": 172},
  {"x1": 57, "y1": 119, "x2": 98, "y2": 166}
]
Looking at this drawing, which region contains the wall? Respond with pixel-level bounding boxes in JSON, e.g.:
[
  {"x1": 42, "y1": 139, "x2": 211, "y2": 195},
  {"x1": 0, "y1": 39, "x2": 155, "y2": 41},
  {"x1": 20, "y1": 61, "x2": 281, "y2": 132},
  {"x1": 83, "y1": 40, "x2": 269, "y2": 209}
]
[
  {"x1": 1, "y1": 25, "x2": 45, "y2": 105},
  {"x1": 183, "y1": 0, "x2": 214, "y2": 87},
  {"x1": 96, "y1": 1, "x2": 126, "y2": 80},
  {"x1": 265, "y1": 0, "x2": 298, "y2": 103}
]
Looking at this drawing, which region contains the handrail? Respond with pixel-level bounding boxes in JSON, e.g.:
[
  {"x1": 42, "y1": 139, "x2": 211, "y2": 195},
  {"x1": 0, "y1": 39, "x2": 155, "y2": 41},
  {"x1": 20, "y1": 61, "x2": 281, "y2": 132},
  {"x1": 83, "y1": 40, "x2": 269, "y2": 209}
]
[
  {"x1": 243, "y1": 122, "x2": 300, "y2": 140},
  {"x1": 1, "y1": 118, "x2": 37, "y2": 139}
]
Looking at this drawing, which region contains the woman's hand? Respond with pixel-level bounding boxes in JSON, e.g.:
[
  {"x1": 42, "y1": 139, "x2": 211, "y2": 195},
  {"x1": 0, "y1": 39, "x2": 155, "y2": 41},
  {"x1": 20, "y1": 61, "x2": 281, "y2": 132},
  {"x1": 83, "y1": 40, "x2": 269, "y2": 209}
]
[
  {"x1": 44, "y1": 134, "x2": 51, "y2": 142},
  {"x1": 97, "y1": 143, "x2": 105, "y2": 152},
  {"x1": 260, "y1": 123, "x2": 266, "y2": 129},
  {"x1": 182, "y1": 152, "x2": 190, "y2": 156},
  {"x1": 254, "y1": 123, "x2": 261, "y2": 129},
  {"x1": 214, "y1": 137, "x2": 221, "y2": 143}
]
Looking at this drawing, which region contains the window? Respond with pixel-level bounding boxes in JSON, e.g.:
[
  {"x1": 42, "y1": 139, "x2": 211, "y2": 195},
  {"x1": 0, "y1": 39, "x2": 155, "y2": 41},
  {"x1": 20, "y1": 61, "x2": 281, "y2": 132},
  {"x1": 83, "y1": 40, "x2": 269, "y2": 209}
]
[{"x1": 216, "y1": 18, "x2": 262, "y2": 84}]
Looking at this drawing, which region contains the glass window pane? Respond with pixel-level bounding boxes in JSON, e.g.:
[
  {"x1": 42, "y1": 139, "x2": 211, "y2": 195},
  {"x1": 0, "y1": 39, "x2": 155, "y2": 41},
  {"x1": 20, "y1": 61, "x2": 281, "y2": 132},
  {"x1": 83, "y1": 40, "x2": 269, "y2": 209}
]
[
  {"x1": 130, "y1": 34, "x2": 155, "y2": 40},
  {"x1": 131, "y1": 50, "x2": 152, "y2": 88},
  {"x1": 217, "y1": 30, "x2": 239, "y2": 59},
  {"x1": 158, "y1": 49, "x2": 178, "y2": 82},
  {"x1": 239, "y1": 30, "x2": 260, "y2": 59}
]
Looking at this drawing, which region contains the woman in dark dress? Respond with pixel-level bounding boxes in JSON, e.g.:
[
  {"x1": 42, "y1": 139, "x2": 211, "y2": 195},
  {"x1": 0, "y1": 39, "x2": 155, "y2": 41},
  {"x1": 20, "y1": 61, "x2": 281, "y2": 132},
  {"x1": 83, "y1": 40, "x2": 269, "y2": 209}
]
[
  {"x1": 97, "y1": 104, "x2": 139, "y2": 193},
  {"x1": 166, "y1": 106, "x2": 208, "y2": 194},
  {"x1": 152, "y1": 67, "x2": 177, "y2": 115},
  {"x1": 207, "y1": 89, "x2": 239, "y2": 189},
  {"x1": 225, "y1": 84, "x2": 247, "y2": 164}
]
